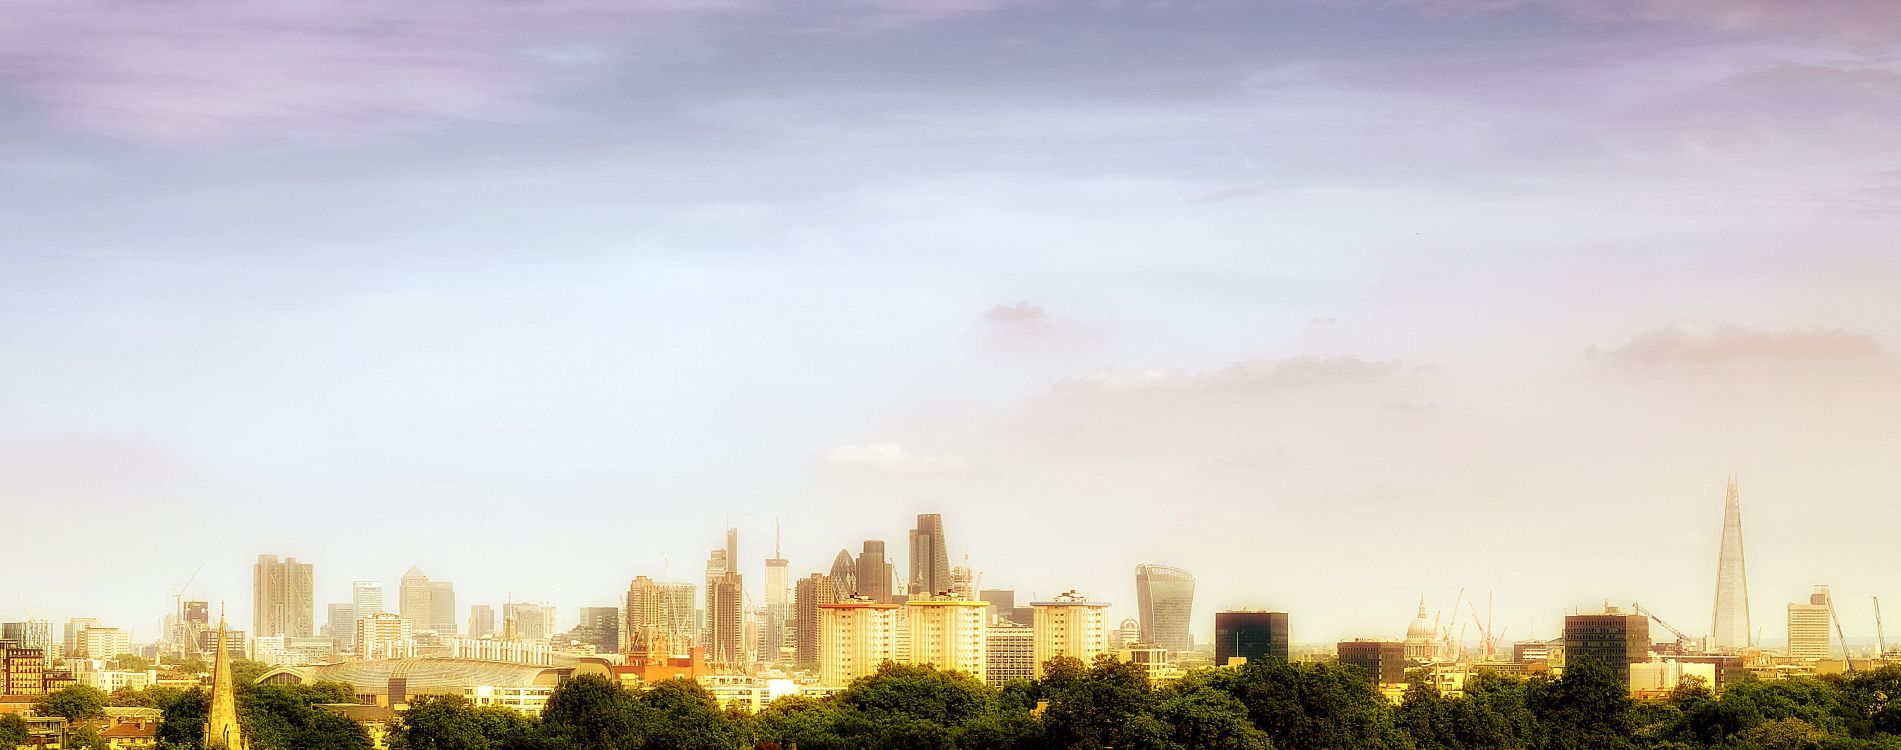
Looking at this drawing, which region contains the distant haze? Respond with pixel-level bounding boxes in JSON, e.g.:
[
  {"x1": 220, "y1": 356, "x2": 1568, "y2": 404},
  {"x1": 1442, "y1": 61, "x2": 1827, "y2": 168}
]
[{"x1": 3, "y1": 0, "x2": 1900, "y2": 647}]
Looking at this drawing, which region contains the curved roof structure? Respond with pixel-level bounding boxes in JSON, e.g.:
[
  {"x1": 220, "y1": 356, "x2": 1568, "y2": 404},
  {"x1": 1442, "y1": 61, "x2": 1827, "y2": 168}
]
[{"x1": 257, "y1": 658, "x2": 608, "y2": 697}]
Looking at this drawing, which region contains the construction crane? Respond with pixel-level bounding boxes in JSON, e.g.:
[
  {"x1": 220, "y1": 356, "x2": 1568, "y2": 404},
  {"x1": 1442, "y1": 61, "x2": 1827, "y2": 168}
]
[
  {"x1": 172, "y1": 564, "x2": 204, "y2": 658},
  {"x1": 1876, "y1": 597, "x2": 1889, "y2": 658},
  {"x1": 1633, "y1": 602, "x2": 1693, "y2": 652},
  {"x1": 1440, "y1": 589, "x2": 1465, "y2": 661},
  {"x1": 1830, "y1": 597, "x2": 1856, "y2": 673}
]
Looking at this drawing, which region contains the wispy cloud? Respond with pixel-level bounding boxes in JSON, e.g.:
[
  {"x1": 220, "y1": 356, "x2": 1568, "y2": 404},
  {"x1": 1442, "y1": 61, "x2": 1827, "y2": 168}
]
[
  {"x1": 820, "y1": 443, "x2": 966, "y2": 472},
  {"x1": 1591, "y1": 323, "x2": 1881, "y2": 366},
  {"x1": 1056, "y1": 356, "x2": 1406, "y2": 396}
]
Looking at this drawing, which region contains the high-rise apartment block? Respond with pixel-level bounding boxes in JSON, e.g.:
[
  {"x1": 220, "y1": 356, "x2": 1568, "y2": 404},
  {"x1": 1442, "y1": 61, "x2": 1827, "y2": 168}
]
[
  {"x1": 819, "y1": 597, "x2": 899, "y2": 687},
  {"x1": 1711, "y1": 476, "x2": 1752, "y2": 650},
  {"x1": 986, "y1": 622, "x2": 1034, "y2": 686},
  {"x1": 903, "y1": 596, "x2": 988, "y2": 679},
  {"x1": 253, "y1": 555, "x2": 315, "y2": 638},
  {"x1": 1214, "y1": 611, "x2": 1289, "y2": 666},
  {"x1": 1788, "y1": 586, "x2": 1834, "y2": 661},
  {"x1": 1031, "y1": 590, "x2": 1110, "y2": 678},
  {"x1": 707, "y1": 571, "x2": 745, "y2": 668},
  {"x1": 1135, "y1": 564, "x2": 1195, "y2": 656}
]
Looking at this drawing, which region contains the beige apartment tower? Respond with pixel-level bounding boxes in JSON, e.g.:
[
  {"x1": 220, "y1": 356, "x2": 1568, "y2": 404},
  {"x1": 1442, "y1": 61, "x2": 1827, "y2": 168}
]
[
  {"x1": 1031, "y1": 590, "x2": 1111, "y2": 678},
  {"x1": 1788, "y1": 586, "x2": 1834, "y2": 661},
  {"x1": 903, "y1": 596, "x2": 988, "y2": 679},
  {"x1": 253, "y1": 555, "x2": 314, "y2": 638},
  {"x1": 819, "y1": 598, "x2": 899, "y2": 687}
]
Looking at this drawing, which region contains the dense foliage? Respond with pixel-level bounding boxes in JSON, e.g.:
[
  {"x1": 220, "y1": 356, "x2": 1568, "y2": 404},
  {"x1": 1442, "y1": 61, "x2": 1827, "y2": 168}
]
[
  {"x1": 129, "y1": 658, "x2": 1901, "y2": 750},
  {"x1": 146, "y1": 679, "x2": 372, "y2": 750}
]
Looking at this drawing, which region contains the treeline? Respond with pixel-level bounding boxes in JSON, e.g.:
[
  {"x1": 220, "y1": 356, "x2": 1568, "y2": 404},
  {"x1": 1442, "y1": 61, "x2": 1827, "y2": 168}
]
[{"x1": 95, "y1": 657, "x2": 1901, "y2": 750}]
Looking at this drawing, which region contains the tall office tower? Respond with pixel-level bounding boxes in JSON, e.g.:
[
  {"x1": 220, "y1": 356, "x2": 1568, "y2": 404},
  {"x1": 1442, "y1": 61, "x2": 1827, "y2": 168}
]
[
  {"x1": 986, "y1": 622, "x2": 1034, "y2": 686},
  {"x1": 1, "y1": 621, "x2": 52, "y2": 656},
  {"x1": 64, "y1": 618, "x2": 97, "y2": 656},
  {"x1": 468, "y1": 605, "x2": 496, "y2": 639},
  {"x1": 324, "y1": 604, "x2": 356, "y2": 649},
  {"x1": 819, "y1": 597, "x2": 899, "y2": 687},
  {"x1": 829, "y1": 550, "x2": 859, "y2": 598},
  {"x1": 1031, "y1": 591, "x2": 1111, "y2": 678},
  {"x1": 203, "y1": 617, "x2": 248, "y2": 750},
  {"x1": 1214, "y1": 611, "x2": 1290, "y2": 667},
  {"x1": 1788, "y1": 586, "x2": 1834, "y2": 661},
  {"x1": 1563, "y1": 609, "x2": 1649, "y2": 685},
  {"x1": 708, "y1": 571, "x2": 745, "y2": 668},
  {"x1": 253, "y1": 555, "x2": 315, "y2": 638},
  {"x1": 908, "y1": 514, "x2": 951, "y2": 597},
  {"x1": 399, "y1": 567, "x2": 433, "y2": 629},
  {"x1": 794, "y1": 574, "x2": 838, "y2": 667},
  {"x1": 352, "y1": 581, "x2": 385, "y2": 618},
  {"x1": 504, "y1": 603, "x2": 550, "y2": 640},
  {"x1": 577, "y1": 607, "x2": 621, "y2": 653},
  {"x1": 765, "y1": 524, "x2": 790, "y2": 664},
  {"x1": 856, "y1": 540, "x2": 894, "y2": 603},
  {"x1": 1711, "y1": 476, "x2": 1752, "y2": 650},
  {"x1": 903, "y1": 596, "x2": 988, "y2": 678},
  {"x1": 979, "y1": 590, "x2": 1018, "y2": 625},
  {"x1": 1135, "y1": 564, "x2": 1196, "y2": 656},
  {"x1": 624, "y1": 576, "x2": 696, "y2": 653},
  {"x1": 704, "y1": 546, "x2": 730, "y2": 643},
  {"x1": 428, "y1": 581, "x2": 458, "y2": 634}
]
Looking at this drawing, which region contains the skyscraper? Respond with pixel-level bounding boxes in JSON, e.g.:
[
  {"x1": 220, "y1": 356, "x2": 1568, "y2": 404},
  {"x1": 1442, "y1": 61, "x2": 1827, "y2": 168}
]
[
  {"x1": 1214, "y1": 611, "x2": 1290, "y2": 667},
  {"x1": 1711, "y1": 476, "x2": 1752, "y2": 650},
  {"x1": 819, "y1": 597, "x2": 899, "y2": 687},
  {"x1": 468, "y1": 605, "x2": 495, "y2": 639},
  {"x1": 399, "y1": 567, "x2": 434, "y2": 630},
  {"x1": 428, "y1": 581, "x2": 457, "y2": 634},
  {"x1": 856, "y1": 540, "x2": 893, "y2": 603},
  {"x1": 1788, "y1": 586, "x2": 1834, "y2": 661},
  {"x1": 829, "y1": 550, "x2": 858, "y2": 598},
  {"x1": 625, "y1": 577, "x2": 697, "y2": 654},
  {"x1": 253, "y1": 555, "x2": 314, "y2": 638},
  {"x1": 765, "y1": 523, "x2": 790, "y2": 664},
  {"x1": 352, "y1": 581, "x2": 384, "y2": 617},
  {"x1": 794, "y1": 573, "x2": 838, "y2": 667},
  {"x1": 577, "y1": 607, "x2": 621, "y2": 653},
  {"x1": 908, "y1": 513, "x2": 951, "y2": 597},
  {"x1": 1135, "y1": 564, "x2": 1196, "y2": 656},
  {"x1": 708, "y1": 571, "x2": 745, "y2": 667}
]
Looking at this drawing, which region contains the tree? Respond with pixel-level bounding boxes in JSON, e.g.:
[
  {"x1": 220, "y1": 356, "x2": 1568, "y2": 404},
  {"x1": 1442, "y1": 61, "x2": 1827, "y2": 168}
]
[
  {"x1": 633, "y1": 677, "x2": 745, "y2": 750},
  {"x1": 0, "y1": 714, "x2": 29, "y2": 748},
  {"x1": 538, "y1": 673, "x2": 644, "y2": 749},
  {"x1": 1527, "y1": 658, "x2": 1634, "y2": 750},
  {"x1": 1197, "y1": 658, "x2": 1408, "y2": 750},
  {"x1": 156, "y1": 688, "x2": 209, "y2": 748},
  {"x1": 110, "y1": 654, "x2": 153, "y2": 671},
  {"x1": 1153, "y1": 682, "x2": 1272, "y2": 750},
  {"x1": 37, "y1": 684, "x2": 109, "y2": 721},
  {"x1": 391, "y1": 695, "x2": 494, "y2": 750},
  {"x1": 1040, "y1": 655, "x2": 1169, "y2": 750},
  {"x1": 67, "y1": 725, "x2": 106, "y2": 750}
]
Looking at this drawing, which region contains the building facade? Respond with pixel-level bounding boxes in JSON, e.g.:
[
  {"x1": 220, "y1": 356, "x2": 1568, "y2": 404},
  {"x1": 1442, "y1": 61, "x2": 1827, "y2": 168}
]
[
  {"x1": 1562, "y1": 610, "x2": 1650, "y2": 685},
  {"x1": 908, "y1": 514, "x2": 951, "y2": 597},
  {"x1": 1788, "y1": 586, "x2": 1834, "y2": 661},
  {"x1": 1338, "y1": 640, "x2": 1409, "y2": 685},
  {"x1": 1135, "y1": 564, "x2": 1196, "y2": 656},
  {"x1": 903, "y1": 597, "x2": 987, "y2": 679},
  {"x1": 1711, "y1": 476, "x2": 1752, "y2": 650},
  {"x1": 986, "y1": 623, "x2": 1034, "y2": 686},
  {"x1": 794, "y1": 573, "x2": 838, "y2": 668},
  {"x1": 818, "y1": 598, "x2": 899, "y2": 687},
  {"x1": 1031, "y1": 591, "x2": 1111, "y2": 678},
  {"x1": 254, "y1": 555, "x2": 315, "y2": 639},
  {"x1": 855, "y1": 541, "x2": 893, "y2": 603},
  {"x1": 1214, "y1": 611, "x2": 1290, "y2": 666},
  {"x1": 469, "y1": 605, "x2": 496, "y2": 639}
]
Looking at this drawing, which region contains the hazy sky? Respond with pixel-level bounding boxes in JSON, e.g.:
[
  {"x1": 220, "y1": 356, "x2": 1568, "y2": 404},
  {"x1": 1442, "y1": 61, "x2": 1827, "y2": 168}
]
[{"x1": 3, "y1": 0, "x2": 1900, "y2": 649}]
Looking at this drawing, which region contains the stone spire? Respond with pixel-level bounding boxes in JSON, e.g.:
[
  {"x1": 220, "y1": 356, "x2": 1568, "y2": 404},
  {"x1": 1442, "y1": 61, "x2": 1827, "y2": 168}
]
[{"x1": 203, "y1": 614, "x2": 248, "y2": 750}]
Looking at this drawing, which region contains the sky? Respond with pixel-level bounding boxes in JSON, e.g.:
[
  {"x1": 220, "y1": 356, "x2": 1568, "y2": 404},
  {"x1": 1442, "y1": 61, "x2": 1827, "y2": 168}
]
[{"x1": 2, "y1": 0, "x2": 1900, "y2": 649}]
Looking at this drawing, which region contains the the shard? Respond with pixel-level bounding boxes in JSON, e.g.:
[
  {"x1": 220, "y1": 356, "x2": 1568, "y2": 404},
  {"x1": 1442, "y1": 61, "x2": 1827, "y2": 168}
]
[{"x1": 1711, "y1": 475, "x2": 1752, "y2": 649}]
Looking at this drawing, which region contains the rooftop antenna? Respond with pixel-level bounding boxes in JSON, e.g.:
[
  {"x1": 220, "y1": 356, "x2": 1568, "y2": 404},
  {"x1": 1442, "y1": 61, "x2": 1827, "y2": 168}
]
[{"x1": 775, "y1": 518, "x2": 782, "y2": 560}]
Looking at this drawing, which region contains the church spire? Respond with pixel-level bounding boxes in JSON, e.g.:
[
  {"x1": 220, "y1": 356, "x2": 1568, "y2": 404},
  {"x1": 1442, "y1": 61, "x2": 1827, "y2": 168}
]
[{"x1": 203, "y1": 613, "x2": 248, "y2": 750}]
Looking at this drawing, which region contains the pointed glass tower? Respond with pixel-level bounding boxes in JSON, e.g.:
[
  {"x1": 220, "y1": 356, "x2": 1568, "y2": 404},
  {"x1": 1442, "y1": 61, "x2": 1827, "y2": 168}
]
[
  {"x1": 1711, "y1": 475, "x2": 1752, "y2": 649},
  {"x1": 203, "y1": 615, "x2": 249, "y2": 750}
]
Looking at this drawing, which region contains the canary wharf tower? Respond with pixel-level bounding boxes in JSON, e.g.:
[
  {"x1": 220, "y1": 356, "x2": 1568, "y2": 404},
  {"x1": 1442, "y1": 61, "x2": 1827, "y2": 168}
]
[{"x1": 1711, "y1": 476, "x2": 1751, "y2": 649}]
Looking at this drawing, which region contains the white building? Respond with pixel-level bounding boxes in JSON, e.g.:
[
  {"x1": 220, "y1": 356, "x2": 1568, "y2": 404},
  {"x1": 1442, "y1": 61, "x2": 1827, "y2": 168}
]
[
  {"x1": 1630, "y1": 659, "x2": 1719, "y2": 694},
  {"x1": 818, "y1": 598, "x2": 898, "y2": 687},
  {"x1": 77, "y1": 669, "x2": 157, "y2": 692},
  {"x1": 1788, "y1": 586, "x2": 1834, "y2": 661},
  {"x1": 902, "y1": 597, "x2": 987, "y2": 680},
  {"x1": 356, "y1": 613, "x2": 416, "y2": 660},
  {"x1": 469, "y1": 685, "x2": 554, "y2": 715},
  {"x1": 449, "y1": 637, "x2": 552, "y2": 665},
  {"x1": 1031, "y1": 590, "x2": 1110, "y2": 678},
  {"x1": 76, "y1": 627, "x2": 132, "y2": 660}
]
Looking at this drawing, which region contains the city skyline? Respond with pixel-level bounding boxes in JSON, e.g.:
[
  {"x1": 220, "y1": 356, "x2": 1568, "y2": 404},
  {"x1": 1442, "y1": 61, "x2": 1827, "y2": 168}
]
[{"x1": 5, "y1": 1, "x2": 1901, "y2": 652}]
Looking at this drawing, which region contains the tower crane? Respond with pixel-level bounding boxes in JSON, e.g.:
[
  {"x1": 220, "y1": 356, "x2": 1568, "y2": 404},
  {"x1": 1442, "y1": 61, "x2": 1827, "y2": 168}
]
[
  {"x1": 1632, "y1": 602, "x2": 1693, "y2": 652},
  {"x1": 173, "y1": 563, "x2": 205, "y2": 657},
  {"x1": 1875, "y1": 597, "x2": 1888, "y2": 658},
  {"x1": 1830, "y1": 597, "x2": 1856, "y2": 673}
]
